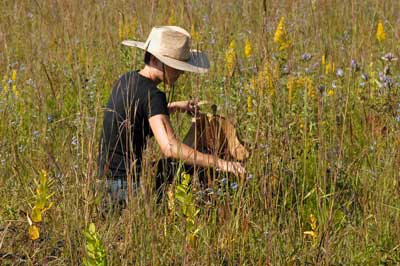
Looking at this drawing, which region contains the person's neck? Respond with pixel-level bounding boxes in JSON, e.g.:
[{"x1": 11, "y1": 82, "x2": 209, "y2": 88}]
[{"x1": 139, "y1": 66, "x2": 161, "y2": 85}]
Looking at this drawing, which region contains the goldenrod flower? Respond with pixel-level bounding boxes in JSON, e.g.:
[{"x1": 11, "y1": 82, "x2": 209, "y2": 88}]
[
  {"x1": 28, "y1": 225, "x2": 40, "y2": 240},
  {"x1": 303, "y1": 214, "x2": 318, "y2": 246},
  {"x1": 11, "y1": 70, "x2": 17, "y2": 81},
  {"x1": 273, "y1": 17, "x2": 291, "y2": 51},
  {"x1": 244, "y1": 39, "x2": 252, "y2": 58},
  {"x1": 12, "y1": 85, "x2": 19, "y2": 96},
  {"x1": 287, "y1": 77, "x2": 295, "y2": 105},
  {"x1": 247, "y1": 95, "x2": 253, "y2": 113},
  {"x1": 376, "y1": 20, "x2": 386, "y2": 42},
  {"x1": 225, "y1": 40, "x2": 236, "y2": 75},
  {"x1": 325, "y1": 62, "x2": 335, "y2": 75}
]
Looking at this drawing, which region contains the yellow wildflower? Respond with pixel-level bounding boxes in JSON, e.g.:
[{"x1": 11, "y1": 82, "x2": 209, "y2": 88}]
[
  {"x1": 244, "y1": 39, "x2": 252, "y2": 58},
  {"x1": 376, "y1": 20, "x2": 386, "y2": 42},
  {"x1": 303, "y1": 214, "x2": 318, "y2": 245},
  {"x1": 328, "y1": 89, "x2": 334, "y2": 96},
  {"x1": 12, "y1": 85, "x2": 19, "y2": 96},
  {"x1": 32, "y1": 206, "x2": 42, "y2": 223},
  {"x1": 247, "y1": 95, "x2": 253, "y2": 113},
  {"x1": 28, "y1": 225, "x2": 40, "y2": 240},
  {"x1": 225, "y1": 40, "x2": 236, "y2": 75},
  {"x1": 273, "y1": 17, "x2": 291, "y2": 51},
  {"x1": 11, "y1": 70, "x2": 17, "y2": 81},
  {"x1": 325, "y1": 62, "x2": 335, "y2": 75},
  {"x1": 321, "y1": 54, "x2": 326, "y2": 65},
  {"x1": 287, "y1": 77, "x2": 295, "y2": 105}
]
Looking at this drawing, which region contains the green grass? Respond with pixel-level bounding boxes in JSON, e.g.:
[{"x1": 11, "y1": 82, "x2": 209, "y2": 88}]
[{"x1": 1, "y1": 0, "x2": 400, "y2": 265}]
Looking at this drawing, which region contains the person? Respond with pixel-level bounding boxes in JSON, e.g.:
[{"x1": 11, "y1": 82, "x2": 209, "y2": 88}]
[{"x1": 98, "y1": 26, "x2": 245, "y2": 206}]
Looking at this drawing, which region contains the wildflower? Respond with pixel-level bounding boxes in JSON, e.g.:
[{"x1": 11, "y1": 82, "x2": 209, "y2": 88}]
[
  {"x1": 301, "y1": 53, "x2": 312, "y2": 61},
  {"x1": 12, "y1": 85, "x2": 19, "y2": 96},
  {"x1": 395, "y1": 115, "x2": 400, "y2": 123},
  {"x1": 230, "y1": 182, "x2": 238, "y2": 190},
  {"x1": 247, "y1": 95, "x2": 253, "y2": 113},
  {"x1": 321, "y1": 54, "x2": 326, "y2": 65},
  {"x1": 381, "y1": 53, "x2": 398, "y2": 62},
  {"x1": 225, "y1": 40, "x2": 236, "y2": 75},
  {"x1": 28, "y1": 225, "x2": 40, "y2": 241},
  {"x1": 325, "y1": 62, "x2": 335, "y2": 75},
  {"x1": 328, "y1": 89, "x2": 334, "y2": 96},
  {"x1": 244, "y1": 39, "x2": 252, "y2": 58},
  {"x1": 273, "y1": 17, "x2": 291, "y2": 51},
  {"x1": 376, "y1": 20, "x2": 386, "y2": 42},
  {"x1": 11, "y1": 70, "x2": 17, "y2": 81},
  {"x1": 336, "y1": 68, "x2": 344, "y2": 78},
  {"x1": 303, "y1": 214, "x2": 318, "y2": 245}
]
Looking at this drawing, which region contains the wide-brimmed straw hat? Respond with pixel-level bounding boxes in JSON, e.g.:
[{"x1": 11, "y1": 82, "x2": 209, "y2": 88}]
[{"x1": 122, "y1": 26, "x2": 209, "y2": 73}]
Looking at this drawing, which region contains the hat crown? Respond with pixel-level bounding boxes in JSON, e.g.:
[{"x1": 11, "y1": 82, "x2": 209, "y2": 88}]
[{"x1": 145, "y1": 26, "x2": 191, "y2": 61}]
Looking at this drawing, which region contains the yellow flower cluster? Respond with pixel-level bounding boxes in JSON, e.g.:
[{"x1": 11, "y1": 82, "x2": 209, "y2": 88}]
[
  {"x1": 2, "y1": 70, "x2": 19, "y2": 96},
  {"x1": 225, "y1": 40, "x2": 236, "y2": 75},
  {"x1": 247, "y1": 95, "x2": 253, "y2": 113},
  {"x1": 376, "y1": 20, "x2": 386, "y2": 42},
  {"x1": 303, "y1": 213, "x2": 318, "y2": 246},
  {"x1": 118, "y1": 16, "x2": 137, "y2": 40},
  {"x1": 273, "y1": 17, "x2": 291, "y2": 51},
  {"x1": 244, "y1": 39, "x2": 252, "y2": 58},
  {"x1": 321, "y1": 55, "x2": 335, "y2": 75},
  {"x1": 27, "y1": 170, "x2": 55, "y2": 240},
  {"x1": 247, "y1": 60, "x2": 275, "y2": 97},
  {"x1": 287, "y1": 76, "x2": 314, "y2": 104}
]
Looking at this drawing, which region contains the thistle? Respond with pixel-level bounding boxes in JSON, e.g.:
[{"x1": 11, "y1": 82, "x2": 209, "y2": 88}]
[{"x1": 376, "y1": 20, "x2": 386, "y2": 42}]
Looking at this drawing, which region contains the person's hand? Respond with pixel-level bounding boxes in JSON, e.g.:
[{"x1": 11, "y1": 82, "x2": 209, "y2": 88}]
[
  {"x1": 168, "y1": 100, "x2": 200, "y2": 115},
  {"x1": 217, "y1": 160, "x2": 246, "y2": 177}
]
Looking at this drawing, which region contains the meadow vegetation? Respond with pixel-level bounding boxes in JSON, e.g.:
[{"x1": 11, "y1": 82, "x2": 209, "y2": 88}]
[{"x1": 1, "y1": 0, "x2": 400, "y2": 264}]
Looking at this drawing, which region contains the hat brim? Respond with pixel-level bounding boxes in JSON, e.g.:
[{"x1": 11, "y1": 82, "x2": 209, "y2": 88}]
[{"x1": 122, "y1": 40, "x2": 210, "y2": 74}]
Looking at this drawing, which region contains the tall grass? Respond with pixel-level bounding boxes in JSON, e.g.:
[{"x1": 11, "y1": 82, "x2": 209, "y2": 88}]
[{"x1": 1, "y1": 0, "x2": 400, "y2": 264}]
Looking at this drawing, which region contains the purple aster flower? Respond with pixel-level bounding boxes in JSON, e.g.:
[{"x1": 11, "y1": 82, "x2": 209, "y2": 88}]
[
  {"x1": 301, "y1": 53, "x2": 312, "y2": 61},
  {"x1": 230, "y1": 182, "x2": 238, "y2": 190}
]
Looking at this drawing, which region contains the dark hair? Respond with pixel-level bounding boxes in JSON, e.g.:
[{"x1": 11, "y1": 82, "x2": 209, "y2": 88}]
[{"x1": 144, "y1": 51, "x2": 152, "y2": 65}]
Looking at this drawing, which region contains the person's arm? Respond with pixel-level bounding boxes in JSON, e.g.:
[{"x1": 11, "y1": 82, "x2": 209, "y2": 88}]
[
  {"x1": 149, "y1": 114, "x2": 245, "y2": 175},
  {"x1": 167, "y1": 100, "x2": 199, "y2": 115}
]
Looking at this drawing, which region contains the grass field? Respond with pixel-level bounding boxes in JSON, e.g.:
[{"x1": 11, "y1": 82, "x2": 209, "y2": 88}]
[{"x1": 1, "y1": 0, "x2": 400, "y2": 265}]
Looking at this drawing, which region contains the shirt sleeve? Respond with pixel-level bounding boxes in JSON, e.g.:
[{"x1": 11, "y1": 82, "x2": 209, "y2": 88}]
[{"x1": 146, "y1": 89, "x2": 169, "y2": 118}]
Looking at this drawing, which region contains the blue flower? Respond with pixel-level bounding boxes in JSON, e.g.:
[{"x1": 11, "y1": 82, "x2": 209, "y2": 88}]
[{"x1": 230, "y1": 182, "x2": 238, "y2": 190}]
